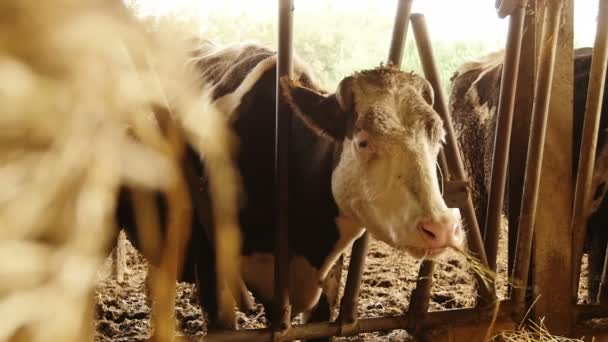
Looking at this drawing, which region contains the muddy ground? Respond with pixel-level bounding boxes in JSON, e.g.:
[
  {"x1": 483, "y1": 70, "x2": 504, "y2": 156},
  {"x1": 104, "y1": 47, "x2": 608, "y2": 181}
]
[{"x1": 95, "y1": 225, "x2": 589, "y2": 341}]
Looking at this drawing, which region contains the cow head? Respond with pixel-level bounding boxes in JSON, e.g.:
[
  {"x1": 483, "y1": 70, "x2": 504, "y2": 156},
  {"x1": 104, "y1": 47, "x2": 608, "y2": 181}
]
[{"x1": 281, "y1": 66, "x2": 465, "y2": 258}]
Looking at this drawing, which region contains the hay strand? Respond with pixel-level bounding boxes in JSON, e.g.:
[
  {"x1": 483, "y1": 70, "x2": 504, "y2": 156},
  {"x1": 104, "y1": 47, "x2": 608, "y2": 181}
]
[{"x1": 0, "y1": 0, "x2": 241, "y2": 340}]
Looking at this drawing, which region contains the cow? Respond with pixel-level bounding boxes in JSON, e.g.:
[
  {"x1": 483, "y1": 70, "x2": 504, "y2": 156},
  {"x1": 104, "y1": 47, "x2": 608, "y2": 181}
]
[
  {"x1": 112, "y1": 40, "x2": 467, "y2": 339},
  {"x1": 449, "y1": 47, "x2": 608, "y2": 303}
]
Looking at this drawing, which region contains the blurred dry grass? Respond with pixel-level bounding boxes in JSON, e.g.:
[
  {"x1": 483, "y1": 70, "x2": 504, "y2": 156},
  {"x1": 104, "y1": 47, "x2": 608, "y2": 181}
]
[{"x1": 0, "y1": 0, "x2": 240, "y2": 341}]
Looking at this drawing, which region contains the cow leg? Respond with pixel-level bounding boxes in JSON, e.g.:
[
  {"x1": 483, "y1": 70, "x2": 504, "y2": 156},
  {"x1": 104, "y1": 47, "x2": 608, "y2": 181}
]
[
  {"x1": 300, "y1": 294, "x2": 331, "y2": 342},
  {"x1": 233, "y1": 276, "x2": 256, "y2": 314},
  {"x1": 257, "y1": 256, "x2": 344, "y2": 340},
  {"x1": 301, "y1": 255, "x2": 344, "y2": 342},
  {"x1": 320, "y1": 254, "x2": 344, "y2": 321},
  {"x1": 193, "y1": 245, "x2": 239, "y2": 331}
]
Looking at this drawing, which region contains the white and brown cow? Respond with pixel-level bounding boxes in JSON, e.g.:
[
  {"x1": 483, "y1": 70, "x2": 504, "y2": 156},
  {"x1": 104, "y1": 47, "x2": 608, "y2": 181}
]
[
  {"x1": 449, "y1": 47, "x2": 608, "y2": 303},
  {"x1": 115, "y1": 40, "x2": 465, "y2": 334}
]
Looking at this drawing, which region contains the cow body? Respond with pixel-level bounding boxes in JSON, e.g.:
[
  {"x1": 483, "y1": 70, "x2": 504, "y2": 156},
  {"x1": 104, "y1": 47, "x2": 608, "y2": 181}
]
[
  {"x1": 449, "y1": 47, "x2": 608, "y2": 302},
  {"x1": 186, "y1": 43, "x2": 363, "y2": 315},
  {"x1": 114, "y1": 40, "x2": 466, "y2": 336}
]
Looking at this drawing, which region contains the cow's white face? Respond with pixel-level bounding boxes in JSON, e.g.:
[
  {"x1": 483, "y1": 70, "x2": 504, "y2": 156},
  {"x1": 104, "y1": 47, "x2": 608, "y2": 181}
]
[{"x1": 281, "y1": 67, "x2": 465, "y2": 258}]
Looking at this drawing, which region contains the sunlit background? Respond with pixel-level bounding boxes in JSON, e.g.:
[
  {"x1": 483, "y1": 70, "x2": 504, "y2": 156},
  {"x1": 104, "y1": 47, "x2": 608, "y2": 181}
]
[{"x1": 126, "y1": 0, "x2": 599, "y2": 89}]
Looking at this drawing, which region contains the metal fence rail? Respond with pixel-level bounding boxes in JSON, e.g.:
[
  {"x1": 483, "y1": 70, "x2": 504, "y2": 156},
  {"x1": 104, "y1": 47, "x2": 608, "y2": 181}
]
[
  {"x1": 483, "y1": 0, "x2": 526, "y2": 275},
  {"x1": 273, "y1": 0, "x2": 295, "y2": 339},
  {"x1": 183, "y1": 304, "x2": 515, "y2": 342}
]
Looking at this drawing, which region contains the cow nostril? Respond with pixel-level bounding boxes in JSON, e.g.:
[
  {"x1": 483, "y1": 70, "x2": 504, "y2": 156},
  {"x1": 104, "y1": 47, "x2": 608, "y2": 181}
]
[
  {"x1": 358, "y1": 140, "x2": 368, "y2": 148},
  {"x1": 421, "y1": 226, "x2": 436, "y2": 240}
]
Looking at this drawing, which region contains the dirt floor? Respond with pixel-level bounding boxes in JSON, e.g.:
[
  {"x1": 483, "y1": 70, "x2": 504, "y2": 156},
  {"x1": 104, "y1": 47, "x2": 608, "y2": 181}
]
[
  {"x1": 95, "y1": 214, "x2": 595, "y2": 341},
  {"x1": 94, "y1": 218, "x2": 518, "y2": 341}
]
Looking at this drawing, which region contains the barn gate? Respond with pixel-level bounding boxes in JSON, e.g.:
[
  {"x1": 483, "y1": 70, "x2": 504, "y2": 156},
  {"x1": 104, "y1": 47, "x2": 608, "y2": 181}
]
[{"x1": 178, "y1": 0, "x2": 608, "y2": 340}]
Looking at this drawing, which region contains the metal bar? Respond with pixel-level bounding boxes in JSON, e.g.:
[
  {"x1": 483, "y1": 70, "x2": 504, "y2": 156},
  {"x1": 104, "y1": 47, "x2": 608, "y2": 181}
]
[
  {"x1": 530, "y1": 0, "x2": 575, "y2": 333},
  {"x1": 405, "y1": 157, "x2": 452, "y2": 330},
  {"x1": 575, "y1": 304, "x2": 608, "y2": 321},
  {"x1": 508, "y1": 0, "x2": 536, "y2": 296},
  {"x1": 483, "y1": 1, "x2": 527, "y2": 273},
  {"x1": 410, "y1": 13, "x2": 494, "y2": 306},
  {"x1": 407, "y1": 260, "x2": 435, "y2": 334},
  {"x1": 273, "y1": 0, "x2": 294, "y2": 338},
  {"x1": 194, "y1": 302, "x2": 515, "y2": 342},
  {"x1": 443, "y1": 181, "x2": 471, "y2": 208},
  {"x1": 387, "y1": 0, "x2": 414, "y2": 66},
  {"x1": 570, "y1": 327, "x2": 608, "y2": 339},
  {"x1": 404, "y1": 151, "x2": 450, "y2": 329},
  {"x1": 599, "y1": 243, "x2": 608, "y2": 303},
  {"x1": 511, "y1": 0, "x2": 563, "y2": 312},
  {"x1": 572, "y1": 0, "x2": 608, "y2": 303},
  {"x1": 338, "y1": 232, "x2": 370, "y2": 329}
]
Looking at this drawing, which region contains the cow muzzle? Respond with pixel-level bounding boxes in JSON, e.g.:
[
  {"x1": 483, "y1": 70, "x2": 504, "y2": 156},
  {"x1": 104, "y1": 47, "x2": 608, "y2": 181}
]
[{"x1": 416, "y1": 208, "x2": 465, "y2": 255}]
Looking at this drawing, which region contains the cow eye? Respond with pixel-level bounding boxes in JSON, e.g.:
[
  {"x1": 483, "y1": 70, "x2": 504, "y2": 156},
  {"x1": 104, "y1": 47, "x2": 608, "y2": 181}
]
[{"x1": 353, "y1": 130, "x2": 374, "y2": 155}]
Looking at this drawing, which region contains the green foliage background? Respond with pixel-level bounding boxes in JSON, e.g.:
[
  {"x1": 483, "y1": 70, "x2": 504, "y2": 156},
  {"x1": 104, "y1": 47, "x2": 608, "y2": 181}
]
[
  {"x1": 130, "y1": 0, "x2": 595, "y2": 94},
  {"x1": 131, "y1": 1, "x2": 508, "y2": 94}
]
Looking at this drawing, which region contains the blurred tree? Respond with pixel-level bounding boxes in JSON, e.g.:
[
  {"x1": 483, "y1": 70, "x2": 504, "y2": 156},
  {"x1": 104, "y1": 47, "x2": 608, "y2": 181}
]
[{"x1": 125, "y1": 0, "x2": 501, "y2": 93}]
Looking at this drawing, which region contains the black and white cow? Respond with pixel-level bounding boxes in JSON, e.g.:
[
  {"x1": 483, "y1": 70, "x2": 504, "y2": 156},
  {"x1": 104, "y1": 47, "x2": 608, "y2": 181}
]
[
  {"x1": 449, "y1": 47, "x2": 608, "y2": 303},
  {"x1": 113, "y1": 40, "x2": 466, "y2": 334}
]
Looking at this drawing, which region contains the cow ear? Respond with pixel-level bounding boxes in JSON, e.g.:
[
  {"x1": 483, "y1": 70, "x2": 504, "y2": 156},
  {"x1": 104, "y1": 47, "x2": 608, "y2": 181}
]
[
  {"x1": 407, "y1": 74, "x2": 434, "y2": 106},
  {"x1": 415, "y1": 78, "x2": 434, "y2": 106},
  {"x1": 421, "y1": 82, "x2": 435, "y2": 106},
  {"x1": 280, "y1": 76, "x2": 354, "y2": 141}
]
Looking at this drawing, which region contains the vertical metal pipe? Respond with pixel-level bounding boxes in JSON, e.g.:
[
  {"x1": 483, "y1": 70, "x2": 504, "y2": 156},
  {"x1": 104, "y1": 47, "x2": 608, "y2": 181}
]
[
  {"x1": 572, "y1": 0, "x2": 608, "y2": 302},
  {"x1": 529, "y1": 0, "x2": 574, "y2": 331},
  {"x1": 388, "y1": 0, "x2": 414, "y2": 66},
  {"x1": 508, "y1": 0, "x2": 536, "y2": 294},
  {"x1": 273, "y1": 0, "x2": 294, "y2": 337},
  {"x1": 338, "y1": 233, "x2": 370, "y2": 327},
  {"x1": 484, "y1": 2, "x2": 527, "y2": 273},
  {"x1": 599, "y1": 243, "x2": 608, "y2": 303},
  {"x1": 410, "y1": 13, "x2": 495, "y2": 305},
  {"x1": 407, "y1": 260, "x2": 435, "y2": 332},
  {"x1": 339, "y1": 1, "x2": 414, "y2": 331},
  {"x1": 511, "y1": 1, "x2": 563, "y2": 309}
]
